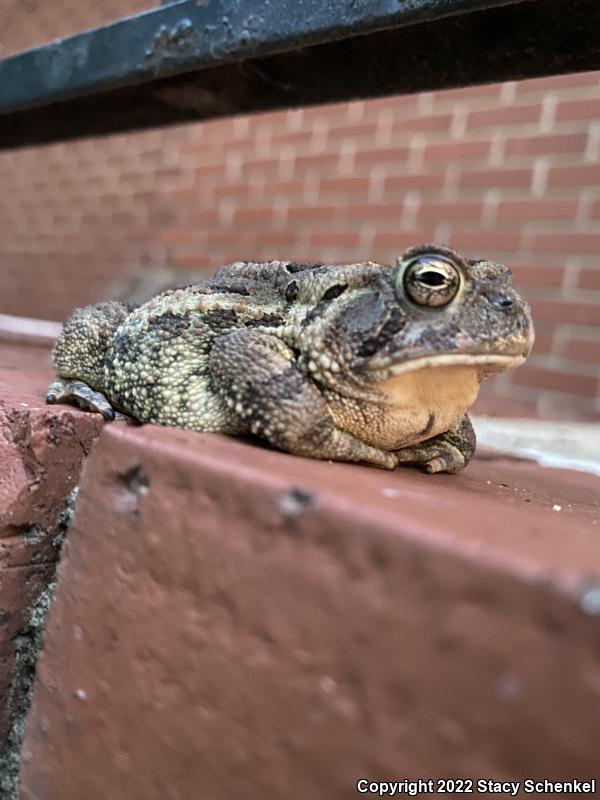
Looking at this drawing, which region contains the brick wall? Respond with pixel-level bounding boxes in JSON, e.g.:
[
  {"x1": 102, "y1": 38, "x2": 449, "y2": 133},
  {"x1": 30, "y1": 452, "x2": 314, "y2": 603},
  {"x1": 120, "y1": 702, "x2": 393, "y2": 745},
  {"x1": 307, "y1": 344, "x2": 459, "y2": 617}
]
[{"x1": 0, "y1": 3, "x2": 599, "y2": 420}]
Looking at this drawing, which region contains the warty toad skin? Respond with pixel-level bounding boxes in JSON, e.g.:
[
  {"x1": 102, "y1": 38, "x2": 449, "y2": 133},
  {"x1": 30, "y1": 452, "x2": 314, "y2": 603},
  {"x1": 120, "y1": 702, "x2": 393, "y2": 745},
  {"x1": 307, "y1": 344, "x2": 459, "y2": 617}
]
[{"x1": 48, "y1": 243, "x2": 534, "y2": 473}]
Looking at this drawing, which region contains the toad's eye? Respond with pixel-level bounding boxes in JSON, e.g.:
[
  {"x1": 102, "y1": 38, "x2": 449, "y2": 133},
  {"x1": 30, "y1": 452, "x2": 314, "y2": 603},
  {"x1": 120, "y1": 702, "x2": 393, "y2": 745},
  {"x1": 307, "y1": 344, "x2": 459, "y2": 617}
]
[{"x1": 400, "y1": 256, "x2": 460, "y2": 308}]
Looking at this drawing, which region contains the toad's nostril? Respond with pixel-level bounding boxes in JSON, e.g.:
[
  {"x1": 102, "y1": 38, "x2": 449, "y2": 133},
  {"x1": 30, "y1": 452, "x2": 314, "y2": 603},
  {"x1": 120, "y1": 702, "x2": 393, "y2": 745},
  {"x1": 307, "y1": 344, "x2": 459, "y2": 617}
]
[{"x1": 490, "y1": 293, "x2": 514, "y2": 310}]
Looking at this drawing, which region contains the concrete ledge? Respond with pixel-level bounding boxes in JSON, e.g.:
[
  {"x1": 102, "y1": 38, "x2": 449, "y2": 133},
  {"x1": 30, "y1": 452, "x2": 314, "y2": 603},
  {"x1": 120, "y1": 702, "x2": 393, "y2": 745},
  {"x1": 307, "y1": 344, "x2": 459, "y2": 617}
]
[
  {"x1": 2, "y1": 317, "x2": 599, "y2": 795},
  {"x1": 19, "y1": 423, "x2": 600, "y2": 798},
  {"x1": 0, "y1": 331, "x2": 102, "y2": 792},
  {"x1": 0, "y1": 315, "x2": 61, "y2": 349}
]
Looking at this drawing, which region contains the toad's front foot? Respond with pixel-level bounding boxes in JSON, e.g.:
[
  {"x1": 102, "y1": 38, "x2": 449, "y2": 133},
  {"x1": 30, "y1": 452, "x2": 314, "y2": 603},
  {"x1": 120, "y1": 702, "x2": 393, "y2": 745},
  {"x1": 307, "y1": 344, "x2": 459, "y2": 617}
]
[
  {"x1": 394, "y1": 415, "x2": 476, "y2": 474},
  {"x1": 46, "y1": 378, "x2": 115, "y2": 421}
]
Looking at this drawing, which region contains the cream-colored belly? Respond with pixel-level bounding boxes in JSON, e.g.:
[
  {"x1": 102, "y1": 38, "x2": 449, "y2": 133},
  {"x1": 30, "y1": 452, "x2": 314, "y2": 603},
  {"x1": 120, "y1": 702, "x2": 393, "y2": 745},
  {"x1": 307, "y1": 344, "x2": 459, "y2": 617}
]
[{"x1": 331, "y1": 365, "x2": 481, "y2": 451}]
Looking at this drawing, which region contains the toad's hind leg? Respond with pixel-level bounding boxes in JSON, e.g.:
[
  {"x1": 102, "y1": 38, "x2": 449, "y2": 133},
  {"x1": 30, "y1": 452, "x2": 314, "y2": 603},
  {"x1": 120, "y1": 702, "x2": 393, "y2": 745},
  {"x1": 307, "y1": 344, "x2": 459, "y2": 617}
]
[
  {"x1": 394, "y1": 415, "x2": 476, "y2": 474},
  {"x1": 47, "y1": 378, "x2": 115, "y2": 421},
  {"x1": 209, "y1": 329, "x2": 397, "y2": 469},
  {"x1": 48, "y1": 300, "x2": 135, "y2": 420}
]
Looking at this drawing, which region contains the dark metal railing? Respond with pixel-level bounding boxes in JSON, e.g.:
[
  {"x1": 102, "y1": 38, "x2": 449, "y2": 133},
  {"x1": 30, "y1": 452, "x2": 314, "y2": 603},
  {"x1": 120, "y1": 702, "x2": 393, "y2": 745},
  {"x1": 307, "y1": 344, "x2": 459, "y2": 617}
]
[{"x1": 0, "y1": 0, "x2": 598, "y2": 149}]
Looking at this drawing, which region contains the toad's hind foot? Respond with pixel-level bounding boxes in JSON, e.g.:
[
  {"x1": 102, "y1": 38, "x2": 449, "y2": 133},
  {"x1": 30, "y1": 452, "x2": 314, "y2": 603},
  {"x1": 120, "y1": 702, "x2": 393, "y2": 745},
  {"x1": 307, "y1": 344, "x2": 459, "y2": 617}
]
[
  {"x1": 46, "y1": 378, "x2": 115, "y2": 421},
  {"x1": 394, "y1": 415, "x2": 476, "y2": 474}
]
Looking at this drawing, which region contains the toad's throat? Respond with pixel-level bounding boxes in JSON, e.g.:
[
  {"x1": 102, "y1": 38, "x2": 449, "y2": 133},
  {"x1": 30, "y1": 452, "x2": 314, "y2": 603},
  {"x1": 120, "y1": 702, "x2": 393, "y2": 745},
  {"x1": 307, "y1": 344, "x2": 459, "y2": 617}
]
[
  {"x1": 379, "y1": 363, "x2": 480, "y2": 412},
  {"x1": 330, "y1": 354, "x2": 524, "y2": 451},
  {"x1": 371, "y1": 363, "x2": 483, "y2": 449},
  {"x1": 378, "y1": 355, "x2": 524, "y2": 441}
]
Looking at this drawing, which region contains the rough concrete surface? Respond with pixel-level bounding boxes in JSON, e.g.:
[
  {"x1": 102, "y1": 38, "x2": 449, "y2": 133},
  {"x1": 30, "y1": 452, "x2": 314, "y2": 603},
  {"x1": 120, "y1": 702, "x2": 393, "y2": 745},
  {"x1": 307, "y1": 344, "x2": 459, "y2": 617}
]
[
  {"x1": 0, "y1": 331, "x2": 103, "y2": 797},
  {"x1": 19, "y1": 423, "x2": 600, "y2": 800},
  {"x1": 2, "y1": 318, "x2": 600, "y2": 798}
]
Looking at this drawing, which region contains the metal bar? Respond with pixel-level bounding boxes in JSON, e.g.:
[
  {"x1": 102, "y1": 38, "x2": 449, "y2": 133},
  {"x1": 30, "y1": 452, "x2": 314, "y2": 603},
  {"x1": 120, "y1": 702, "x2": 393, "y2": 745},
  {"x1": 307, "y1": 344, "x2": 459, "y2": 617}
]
[
  {"x1": 0, "y1": 0, "x2": 521, "y2": 113},
  {"x1": 0, "y1": 0, "x2": 598, "y2": 149}
]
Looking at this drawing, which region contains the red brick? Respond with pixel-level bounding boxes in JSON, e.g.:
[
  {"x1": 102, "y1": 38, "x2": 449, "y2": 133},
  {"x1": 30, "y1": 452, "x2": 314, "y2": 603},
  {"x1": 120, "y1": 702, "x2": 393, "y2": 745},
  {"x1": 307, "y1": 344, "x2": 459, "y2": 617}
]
[
  {"x1": 264, "y1": 179, "x2": 308, "y2": 198},
  {"x1": 361, "y1": 94, "x2": 421, "y2": 114},
  {"x1": 268, "y1": 129, "x2": 315, "y2": 147},
  {"x1": 343, "y1": 203, "x2": 404, "y2": 221},
  {"x1": 536, "y1": 392, "x2": 600, "y2": 422},
  {"x1": 201, "y1": 116, "x2": 249, "y2": 139},
  {"x1": 459, "y1": 168, "x2": 533, "y2": 189},
  {"x1": 179, "y1": 142, "x2": 228, "y2": 160},
  {"x1": 531, "y1": 232, "x2": 600, "y2": 255},
  {"x1": 531, "y1": 300, "x2": 600, "y2": 326},
  {"x1": 354, "y1": 146, "x2": 411, "y2": 168},
  {"x1": 300, "y1": 245, "x2": 368, "y2": 264},
  {"x1": 214, "y1": 181, "x2": 301, "y2": 201},
  {"x1": 293, "y1": 153, "x2": 341, "y2": 172},
  {"x1": 529, "y1": 331, "x2": 554, "y2": 355},
  {"x1": 510, "y1": 264, "x2": 565, "y2": 288},
  {"x1": 577, "y1": 268, "x2": 600, "y2": 291},
  {"x1": 119, "y1": 171, "x2": 153, "y2": 187},
  {"x1": 372, "y1": 230, "x2": 438, "y2": 250},
  {"x1": 555, "y1": 97, "x2": 600, "y2": 122},
  {"x1": 251, "y1": 231, "x2": 302, "y2": 249},
  {"x1": 165, "y1": 188, "x2": 202, "y2": 205},
  {"x1": 449, "y1": 230, "x2": 522, "y2": 253},
  {"x1": 467, "y1": 105, "x2": 541, "y2": 130},
  {"x1": 546, "y1": 164, "x2": 600, "y2": 189},
  {"x1": 418, "y1": 201, "x2": 483, "y2": 223},
  {"x1": 187, "y1": 208, "x2": 224, "y2": 226},
  {"x1": 384, "y1": 173, "x2": 446, "y2": 193},
  {"x1": 287, "y1": 205, "x2": 340, "y2": 224},
  {"x1": 301, "y1": 104, "x2": 356, "y2": 126},
  {"x1": 309, "y1": 231, "x2": 361, "y2": 248},
  {"x1": 504, "y1": 133, "x2": 587, "y2": 157},
  {"x1": 241, "y1": 157, "x2": 283, "y2": 179},
  {"x1": 318, "y1": 176, "x2": 371, "y2": 195},
  {"x1": 169, "y1": 254, "x2": 216, "y2": 270},
  {"x1": 564, "y1": 337, "x2": 600, "y2": 363},
  {"x1": 159, "y1": 229, "x2": 196, "y2": 245},
  {"x1": 233, "y1": 207, "x2": 275, "y2": 226},
  {"x1": 473, "y1": 389, "x2": 539, "y2": 418},
  {"x1": 252, "y1": 110, "x2": 302, "y2": 135},
  {"x1": 423, "y1": 140, "x2": 490, "y2": 161},
  {"x1": 516, "y1": 72, "x2": 600, "y2": 95},
  {"x1": 195, "y1": 163, "x2": 227, "y2": 180},
  {"x1": 433, "y1": 83, "x2": 503, "y2": 103},
  {"x1": 590, "y1": 199, "x2": 600, "y2": 220},
  {"x1": 205, "y1": 230, "x2": 258, "y2": 249},
  {"x1": 153, "y1": 168, "x2": 182, "y2": 184},
  {"x1": 390, "y1": 114, "x2": 453, "y2": 135},
  {"x1": 323, "y1": 121, "x2": 380, "y2": 142},
  {"x1": 496, "y1": 199, "x2": 578, "y2": 221},
  {"x1": 512, "y1": 366, "x2": 597, "y2": 397}
]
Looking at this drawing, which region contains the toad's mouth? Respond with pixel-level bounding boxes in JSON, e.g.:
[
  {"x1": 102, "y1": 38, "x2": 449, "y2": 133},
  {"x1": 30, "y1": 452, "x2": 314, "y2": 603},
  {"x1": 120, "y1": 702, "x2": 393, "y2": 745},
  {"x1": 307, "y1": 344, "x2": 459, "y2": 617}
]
[{"x1": 374, "y1": 352, "x2": 526, "y2": 379}]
